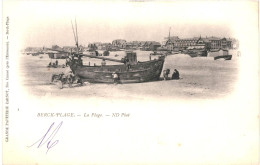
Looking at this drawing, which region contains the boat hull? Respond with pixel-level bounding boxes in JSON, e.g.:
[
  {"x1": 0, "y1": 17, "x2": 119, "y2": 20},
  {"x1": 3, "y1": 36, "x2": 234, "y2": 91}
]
[
  {"x1": 214, "y1": 55, "x2": 232, "y2": 60},
  {"x1": 71, "y1": 57, "x2": 165, "y2": 83}
]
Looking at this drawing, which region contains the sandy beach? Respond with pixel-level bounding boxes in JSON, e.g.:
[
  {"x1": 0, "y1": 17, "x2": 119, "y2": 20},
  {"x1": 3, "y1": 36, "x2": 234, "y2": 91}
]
[{"x1": 19, "y1": 50, "x2": 240, "y2": 100}]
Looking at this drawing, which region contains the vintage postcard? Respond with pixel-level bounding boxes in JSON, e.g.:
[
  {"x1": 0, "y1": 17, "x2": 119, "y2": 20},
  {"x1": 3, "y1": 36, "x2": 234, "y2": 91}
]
[{"x1": 2, "y1": 0, "x2": 259, "y2": 164}]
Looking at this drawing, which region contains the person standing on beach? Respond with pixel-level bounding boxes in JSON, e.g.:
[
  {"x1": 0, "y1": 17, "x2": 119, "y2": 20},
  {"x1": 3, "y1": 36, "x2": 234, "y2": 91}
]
[
  {"x1": 125, "y1": 57, "x2": 130, "y2": 70},
  {"x1": 112, "y1": 72, "x2": 119, "y2": 84}
]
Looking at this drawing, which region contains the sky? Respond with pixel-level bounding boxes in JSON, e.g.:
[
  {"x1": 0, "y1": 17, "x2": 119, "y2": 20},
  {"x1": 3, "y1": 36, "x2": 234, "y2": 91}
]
[{"x1": 3, "y1": 0, "x2": 258, "y2": 48}]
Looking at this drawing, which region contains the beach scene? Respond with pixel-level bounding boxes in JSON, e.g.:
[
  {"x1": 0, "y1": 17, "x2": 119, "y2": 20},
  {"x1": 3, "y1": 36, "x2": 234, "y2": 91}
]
[
  {"x1": 19, "y1": 49, "x2": 240, "y2": 100},
  {"x1": 3, "y1": 1, "x2": 259, "y2": 165},
  {"x1": 13, "y1": 1, "x2": 245, "y2": 101}
]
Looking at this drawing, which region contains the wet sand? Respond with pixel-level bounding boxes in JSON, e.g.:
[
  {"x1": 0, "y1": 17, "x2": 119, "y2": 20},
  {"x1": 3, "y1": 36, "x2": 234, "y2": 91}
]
[{"x1": 19, "y1": 50, "x2": 240, "y2": 100}]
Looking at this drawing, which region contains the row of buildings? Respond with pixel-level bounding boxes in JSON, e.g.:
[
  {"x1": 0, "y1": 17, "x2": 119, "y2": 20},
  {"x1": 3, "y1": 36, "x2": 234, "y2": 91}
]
[
  {"x1": 163, "y1": 36, "x2": 239, "y2": 51},
  {"x1": 89, "y1": 36, "x2": 239, "y2": 51},
  {"x1": 24, "y1": 36, "x2": 239, "y2": 53},
  {"x1": 87, "y1": 40, "x2": 161, "y2": 51}
]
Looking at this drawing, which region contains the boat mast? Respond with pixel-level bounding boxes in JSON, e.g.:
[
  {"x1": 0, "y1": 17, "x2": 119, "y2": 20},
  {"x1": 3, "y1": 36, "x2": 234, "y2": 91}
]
[
  {"x1": 75, "y1": 18, "x2": 79, "y2": 54},
  {"x1": 168, "y1": 27, "x2": 172, "y2": 51},
  {"x1": 71, "y1": 18, "x2": 79, "y2": 54},
  {"x1": 168, "y1": 27, "x2": 171, "y2": 40},
  {"x1": 47, "y1": 20, "x2": 127, "y2": 63}
]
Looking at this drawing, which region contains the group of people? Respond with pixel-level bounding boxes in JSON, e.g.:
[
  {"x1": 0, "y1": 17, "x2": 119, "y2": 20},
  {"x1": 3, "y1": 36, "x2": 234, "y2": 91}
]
[
  {"x1": 112, "y1": 68, "x2": 179, "y2": 84},
  {"x1": 163, "y1": 69, "x2": 180, "y2": 80},
  {"x1": 51, "y1": 69, "x2": 83, "y2": 88},
  {"x1": 65, "y1": 55, "x2": 83, "y2": 67},
  {"x1": 48, "y1": 60, "x2": 59, "y2": 67}
]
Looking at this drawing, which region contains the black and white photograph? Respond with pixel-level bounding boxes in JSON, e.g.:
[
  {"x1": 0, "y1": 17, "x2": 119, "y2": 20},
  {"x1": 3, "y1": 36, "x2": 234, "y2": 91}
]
[
  {"x1": 2, "y1": 0, "x2": 259, "y2": 165},
  {"x1": 15, "y1": 2, "x2": 242, "y2": 99}
]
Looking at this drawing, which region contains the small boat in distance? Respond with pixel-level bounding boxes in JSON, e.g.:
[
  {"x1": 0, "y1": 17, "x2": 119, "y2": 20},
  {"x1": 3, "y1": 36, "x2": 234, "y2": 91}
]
[
  {"x1": 208, "y1": 49, "x2": 232, "y2": 60},
  {"x1": 183, "y1": 45, "x2": 208, "y2": 58},
  {"x1": 214, "y1": 55, "x2": 232, "y2": 60}
]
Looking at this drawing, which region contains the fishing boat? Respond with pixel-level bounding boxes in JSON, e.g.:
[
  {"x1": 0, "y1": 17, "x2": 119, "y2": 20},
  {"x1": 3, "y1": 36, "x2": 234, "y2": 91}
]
[
  {"x1": 48, "y1": 19, "x2": 166, "y2": 84},
  {"x1": 69, "y1": 51, "x2": 165, "y2": 83}
]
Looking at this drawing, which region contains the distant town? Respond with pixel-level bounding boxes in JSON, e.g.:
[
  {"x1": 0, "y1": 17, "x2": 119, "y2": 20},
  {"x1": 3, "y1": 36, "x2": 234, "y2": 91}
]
[{"x1": 23, "y1": 35, "x2": 239, "y2": 53}]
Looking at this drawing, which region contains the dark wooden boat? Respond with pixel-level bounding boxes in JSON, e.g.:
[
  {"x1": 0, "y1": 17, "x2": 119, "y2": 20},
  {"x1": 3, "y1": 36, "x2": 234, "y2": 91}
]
[
  {"x1": 69, "y1": 51, "x2": 165, "y2": 83},
  {"x1": 214, "y1": 55, "x2": 232, "y2": 60}
]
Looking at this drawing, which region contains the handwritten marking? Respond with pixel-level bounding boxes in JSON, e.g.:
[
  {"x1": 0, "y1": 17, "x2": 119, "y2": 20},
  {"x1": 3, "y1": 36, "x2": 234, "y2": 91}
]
[{"x1": 28, "y1": 121, "x2": 63, "y2": 154}]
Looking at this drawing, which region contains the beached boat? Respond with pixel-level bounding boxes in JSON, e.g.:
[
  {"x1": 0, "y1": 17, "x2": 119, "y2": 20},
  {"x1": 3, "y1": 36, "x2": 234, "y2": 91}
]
[
  {"x1": 69, "y1": 51, "x2": 165, "y2": 83},
  {"x1": 214, "y1": 55, "x2": 232, "y2": 60},
  {"x1": 208, "y1": 49, "x2": 232, "y2": 60},
  {"x1": 185, "y1": 50, "x2": 207, "y2": 57},
  {"x1": 184, "y1": 45, "x2": 208, "y2": 57}
]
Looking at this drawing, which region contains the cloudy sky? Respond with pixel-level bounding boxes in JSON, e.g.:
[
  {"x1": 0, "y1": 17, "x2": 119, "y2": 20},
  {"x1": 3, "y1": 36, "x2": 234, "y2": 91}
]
[{"x1": 3, "y1": 0, "x2": 258, "y2": 47}]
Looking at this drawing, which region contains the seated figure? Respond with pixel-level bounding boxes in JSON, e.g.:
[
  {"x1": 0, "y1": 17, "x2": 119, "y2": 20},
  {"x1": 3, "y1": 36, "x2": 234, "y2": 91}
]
[{"x1": 172, "y1": 69, "x2": 180, "y2": 80}]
